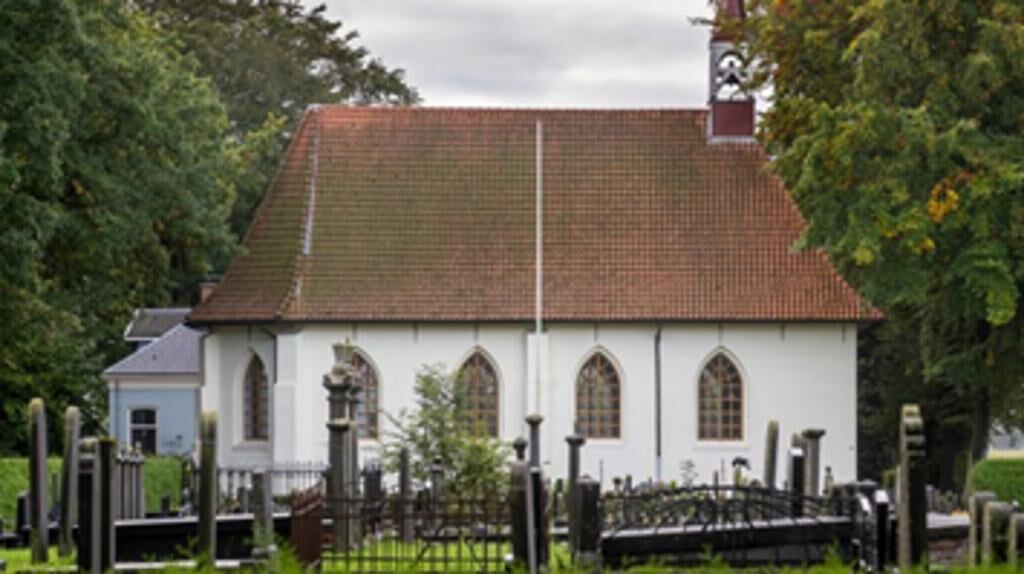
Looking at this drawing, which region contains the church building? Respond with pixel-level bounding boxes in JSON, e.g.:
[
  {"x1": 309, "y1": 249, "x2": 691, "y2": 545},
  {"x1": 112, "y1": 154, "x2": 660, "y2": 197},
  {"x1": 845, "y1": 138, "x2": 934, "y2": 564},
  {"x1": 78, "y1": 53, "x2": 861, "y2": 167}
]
[{"x1": 189, "y1": 0, "x2": 875, "y2": 485}]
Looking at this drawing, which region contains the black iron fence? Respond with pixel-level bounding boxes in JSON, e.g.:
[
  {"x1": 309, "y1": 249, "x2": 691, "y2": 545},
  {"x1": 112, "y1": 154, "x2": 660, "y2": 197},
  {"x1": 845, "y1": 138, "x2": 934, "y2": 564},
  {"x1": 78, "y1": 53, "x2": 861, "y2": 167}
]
[{"x1": 323, "y1": 484, "x2": 511, "y2": 573}]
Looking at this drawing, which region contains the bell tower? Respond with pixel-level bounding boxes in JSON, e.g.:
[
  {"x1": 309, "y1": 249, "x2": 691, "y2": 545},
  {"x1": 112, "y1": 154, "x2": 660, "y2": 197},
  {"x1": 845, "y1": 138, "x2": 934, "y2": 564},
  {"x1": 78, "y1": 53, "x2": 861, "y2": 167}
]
[{"x1": 708, "y1": 0, "x2": 755, "y2": 140}]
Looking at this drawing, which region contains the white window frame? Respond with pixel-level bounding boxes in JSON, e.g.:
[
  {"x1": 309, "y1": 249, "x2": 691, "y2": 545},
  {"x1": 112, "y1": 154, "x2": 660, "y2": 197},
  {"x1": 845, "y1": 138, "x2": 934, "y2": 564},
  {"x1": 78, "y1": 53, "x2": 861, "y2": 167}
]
[{"x1": 128, "y1": 406, "x2": 158, "y2": 453}]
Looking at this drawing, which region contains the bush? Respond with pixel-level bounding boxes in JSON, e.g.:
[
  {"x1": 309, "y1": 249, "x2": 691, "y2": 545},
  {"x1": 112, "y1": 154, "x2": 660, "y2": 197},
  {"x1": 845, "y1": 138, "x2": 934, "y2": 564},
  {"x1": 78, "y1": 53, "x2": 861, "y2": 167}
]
[
  {"x1": 970, "y1": 458, "x2": 1024, "y2": 504},
  {"x1": 382, "y1": 364, "x2": 510, "y2": 497}
]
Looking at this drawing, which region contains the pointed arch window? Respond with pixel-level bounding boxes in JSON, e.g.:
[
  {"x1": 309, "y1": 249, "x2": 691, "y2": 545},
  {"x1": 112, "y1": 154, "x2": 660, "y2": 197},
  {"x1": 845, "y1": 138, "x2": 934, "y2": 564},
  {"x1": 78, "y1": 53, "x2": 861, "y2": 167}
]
[
  {"x1": 456, "y1": 351, "x2": 499, "y2": 437},
  {"x1": 351, "y1": 351, "x2": 380, "y2": 439},
  {"x1": 575, "y1": 352, "x2": 621, "y2": 439},
  {"x1": 698, "y1": 352, "x2": 744, "y2": 441},
  {"x1": 243, "y1": 355, "x2": 269, "y2": 441}
]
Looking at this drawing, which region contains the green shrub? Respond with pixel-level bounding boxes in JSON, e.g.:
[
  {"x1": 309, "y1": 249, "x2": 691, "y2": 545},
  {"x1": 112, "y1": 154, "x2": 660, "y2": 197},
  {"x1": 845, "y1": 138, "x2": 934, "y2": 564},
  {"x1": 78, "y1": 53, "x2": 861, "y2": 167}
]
[{"x1": 970, "y1": 458, "x2": 1024, "y2": 504}]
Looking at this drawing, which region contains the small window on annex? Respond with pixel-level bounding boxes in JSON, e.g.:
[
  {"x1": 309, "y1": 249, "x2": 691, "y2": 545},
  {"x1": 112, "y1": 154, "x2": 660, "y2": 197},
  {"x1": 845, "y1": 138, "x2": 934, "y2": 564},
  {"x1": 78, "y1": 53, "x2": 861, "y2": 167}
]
[
  {"x1": 575, "y1": 351, "x2": 621, "y2": 439},
  {"x1": 456, "y1": 351, "x2": 499, "y2": 438},
  {"x1": 351, "y1": 351, "x2": 380, "y2": 439},
  {"x1": 243, "y1": 355, "x2": 270, "y2": 441},
  {"x1": 698, "y1": 352, "x2": 744, "y2": 441},
  {"x1": 130, "y1": 408, "x2": 158, "y2": 454}
]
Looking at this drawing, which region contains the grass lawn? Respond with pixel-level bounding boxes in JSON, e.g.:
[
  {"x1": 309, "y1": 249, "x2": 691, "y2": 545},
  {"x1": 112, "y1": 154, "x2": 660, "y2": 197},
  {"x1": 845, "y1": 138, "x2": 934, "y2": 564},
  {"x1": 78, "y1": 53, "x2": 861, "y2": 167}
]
[
  {"x1": 0, "y1": 456, "x2": 181, "y2": 523},
  {"x1": 0, "y1": 544, "x2": 1020, "y2": 573}
]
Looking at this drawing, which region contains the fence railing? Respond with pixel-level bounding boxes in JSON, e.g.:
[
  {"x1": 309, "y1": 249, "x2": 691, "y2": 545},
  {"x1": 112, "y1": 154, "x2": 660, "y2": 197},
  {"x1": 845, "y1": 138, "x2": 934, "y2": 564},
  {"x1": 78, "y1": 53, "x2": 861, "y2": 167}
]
[{"x1": 322, "y1": 485, "x2": 511, "y2": 573}]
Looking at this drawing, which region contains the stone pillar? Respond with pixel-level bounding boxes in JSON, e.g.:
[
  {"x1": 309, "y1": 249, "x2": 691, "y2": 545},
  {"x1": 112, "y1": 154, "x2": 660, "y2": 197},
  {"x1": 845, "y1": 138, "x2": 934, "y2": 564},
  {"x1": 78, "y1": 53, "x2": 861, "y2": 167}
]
[
  {"x1": 27, "y1": 399, "x2": 48, "y2": 564},
  {"x1": 526, "y1": 414, "x2": 543, "y2": 468},
  {"x1": 513, "y1": 437, "x2": 528, "y2": 462},
  {"x1": 763, "y1": 420, "x2": 779, "y2": 489},
  {"x1": 324, "y1": 343, "x2": 356, "y2": 552},
  {"x1": 326, "y1": 417, "x2": 352, "y2": 552},
  {"x1": 77, "y1": 439, "x2": 100, "y2": 573},
  {"x1": 198, "y1": 412, "x2": 218, "y2": 567},
  {"x1": 982, "y1": 500, "x2": 1013, "y2": 566},
  {"x1": 897, "y1": 404, "x2": 927, "y2": 570},
  {"x1": 801, "y1": 428, "x2": 825, "y2": 497},
  {"x1": 59, "y1": 407, "x2": 80, "y2": 558}
]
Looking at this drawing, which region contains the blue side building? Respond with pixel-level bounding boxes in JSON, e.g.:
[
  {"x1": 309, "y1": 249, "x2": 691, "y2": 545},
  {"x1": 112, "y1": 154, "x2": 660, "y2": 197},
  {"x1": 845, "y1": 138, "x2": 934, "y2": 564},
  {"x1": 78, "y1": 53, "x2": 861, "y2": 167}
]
[{"x1": 103, "y1": 308, "x2": 201, "y2": 455}]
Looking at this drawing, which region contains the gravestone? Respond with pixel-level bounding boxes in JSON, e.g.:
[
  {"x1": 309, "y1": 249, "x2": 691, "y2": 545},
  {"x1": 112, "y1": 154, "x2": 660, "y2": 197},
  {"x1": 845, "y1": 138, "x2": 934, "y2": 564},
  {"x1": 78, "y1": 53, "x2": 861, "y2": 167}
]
[
  {"x1": 59, "y1": 406, "x2": 80, "y2": 557},
  {"x1": 982, "y1": 500, "x2": 1013, "y2": 566},
  {"x1": 763, "y1": 420, "x2": 779, "y2": 489},
  {"x1": 28, "y1": 398, "x2": 48, "y2": 564},
  {"x1": 801, "y1": 428, "x2": 825, "y2": 497},
  {"x1": 969, "y1": 491, "x2": 998, "y2": 568}
]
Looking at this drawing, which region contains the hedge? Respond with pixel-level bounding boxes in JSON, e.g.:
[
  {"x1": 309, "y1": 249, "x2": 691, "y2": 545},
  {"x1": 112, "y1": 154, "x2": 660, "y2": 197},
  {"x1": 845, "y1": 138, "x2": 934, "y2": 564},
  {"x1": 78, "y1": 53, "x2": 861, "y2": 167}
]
[
  {"x1": 970, "y1": 457, "x2": 1024, "y2": 504},
  {"x1": 0, "y1": 456, "x2": 181, "y2": 522}
]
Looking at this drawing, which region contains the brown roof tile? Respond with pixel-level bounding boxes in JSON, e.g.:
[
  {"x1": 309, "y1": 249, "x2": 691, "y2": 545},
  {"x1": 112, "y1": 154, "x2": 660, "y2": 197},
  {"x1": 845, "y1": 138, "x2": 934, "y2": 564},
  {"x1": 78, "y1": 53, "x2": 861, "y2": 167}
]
[{"x1": 190, "y1": 106, "x2": 876, "y2": 323}]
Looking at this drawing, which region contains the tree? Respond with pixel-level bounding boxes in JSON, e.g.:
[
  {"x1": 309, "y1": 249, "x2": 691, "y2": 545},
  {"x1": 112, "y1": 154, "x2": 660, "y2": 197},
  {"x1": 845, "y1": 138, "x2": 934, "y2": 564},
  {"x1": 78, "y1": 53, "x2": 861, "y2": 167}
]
[
  {"x1": 383, "y1": 365, "x2": 510, "y2": 497},
  {"x1": 0, "y1": 0, "x2": 238, "y2": 451},
  {"x1": 138, "y1": 0, "x2": 420, "y2": 237},
  {"x1": 739, "y1": 1, "x2": 1024, "y2": 486}
]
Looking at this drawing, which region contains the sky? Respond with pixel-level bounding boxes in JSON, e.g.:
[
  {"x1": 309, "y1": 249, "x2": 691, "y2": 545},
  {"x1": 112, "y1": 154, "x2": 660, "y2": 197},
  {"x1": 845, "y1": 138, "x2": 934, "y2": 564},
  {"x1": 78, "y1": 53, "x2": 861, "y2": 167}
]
[{"x1": 313, "y1": 0, "x2": 715, "y2": 108}]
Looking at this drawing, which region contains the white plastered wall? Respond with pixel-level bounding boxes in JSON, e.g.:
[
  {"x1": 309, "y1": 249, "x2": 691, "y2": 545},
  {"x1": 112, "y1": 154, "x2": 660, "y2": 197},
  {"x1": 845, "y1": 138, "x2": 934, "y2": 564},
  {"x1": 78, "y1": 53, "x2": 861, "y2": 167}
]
[{"x1": 202, "y1": 322, "x2": 857, "y2": 487}]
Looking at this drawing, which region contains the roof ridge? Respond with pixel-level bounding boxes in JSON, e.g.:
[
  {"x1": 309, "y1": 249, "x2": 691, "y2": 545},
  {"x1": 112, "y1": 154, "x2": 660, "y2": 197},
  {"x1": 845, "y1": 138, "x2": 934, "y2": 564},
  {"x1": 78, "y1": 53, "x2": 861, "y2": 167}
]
[{"x1": 310, "y1": 104, "x2": 712, "y2": 113}]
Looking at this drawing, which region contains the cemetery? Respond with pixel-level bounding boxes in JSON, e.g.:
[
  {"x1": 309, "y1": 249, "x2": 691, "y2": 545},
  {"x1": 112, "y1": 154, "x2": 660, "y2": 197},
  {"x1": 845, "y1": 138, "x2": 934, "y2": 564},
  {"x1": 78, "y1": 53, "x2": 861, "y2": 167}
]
[{"x1": 0, "y1": 345, "x2": 1021, "y2": 572}]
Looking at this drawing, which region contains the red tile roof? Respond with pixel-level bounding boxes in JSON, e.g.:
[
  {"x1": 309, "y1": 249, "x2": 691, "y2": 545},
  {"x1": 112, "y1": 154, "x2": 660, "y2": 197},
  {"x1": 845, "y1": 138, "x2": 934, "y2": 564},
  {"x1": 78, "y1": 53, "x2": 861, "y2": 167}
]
[{"x1": 191, "y1": 106, "x2": 876, "y2": 324}]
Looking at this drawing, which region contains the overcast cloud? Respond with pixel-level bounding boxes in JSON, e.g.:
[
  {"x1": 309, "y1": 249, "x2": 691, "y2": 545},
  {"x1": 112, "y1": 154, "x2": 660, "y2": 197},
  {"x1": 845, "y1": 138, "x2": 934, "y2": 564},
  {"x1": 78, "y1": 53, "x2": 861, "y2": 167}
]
[{"x1": 313, "y1": 0, "x2": 715, "y2": 108}]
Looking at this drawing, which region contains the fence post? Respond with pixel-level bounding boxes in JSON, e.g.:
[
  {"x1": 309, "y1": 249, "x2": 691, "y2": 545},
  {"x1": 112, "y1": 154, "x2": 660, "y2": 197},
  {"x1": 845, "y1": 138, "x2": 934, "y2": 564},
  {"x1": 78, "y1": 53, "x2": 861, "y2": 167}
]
[
  {"x1": 59, "y1": 406, "x2": 80, "y2": 558},
  {"x1": 874, "y1": 489, "x2": 891, "y2": 572},
  {"x1": 399, "y1": 448, "x2": 413, "y2": 543},
  {"x1": 801, "y1": 428, "x2": 825, "y2": 497},
  {"x1": 982, "y1": 501, "x2": 1013, "y2": 566},
  {"x1": 509, "y1": 462, "x2": 529, "y2": 569},
  {"x1": 526, "y1": 414, "x2": 543, "y2": 468},
  {"x1": 531, "y1": 467, "x2": 549, "y2": 568},
  {"x1": 576, "y1": 477, "x2": 602, "y2": 569},
  {"x1": 98, "y1": 437, "x2": 116, "y2": 570},
  {"x1": 763, "y1": 420, "x2": 779, "y2": 489},
  {"x1": 198, "y1": 412, "x2": 218, "y2": 567},
  {"x1": 430, "y1": 456, "x2": 444, "y2": 533},
  {"x1": 566, "y1": 433, "x2": 584, "y2": 552},
  {"x1": 252, "y1": 470, "x2": 276, "y2": 560},
  {"x1": 77, "y1": 439, "x2": 100, "y2": 573},
  {"x1": 787, "y1": 446, "x2": 805, "y2": 517},
  {"x1": 28, "y1": 399, "x2": 48, "y2": 564},
  {"x1": 897, "y1": 404, "x2": 927, "y2": 570}
]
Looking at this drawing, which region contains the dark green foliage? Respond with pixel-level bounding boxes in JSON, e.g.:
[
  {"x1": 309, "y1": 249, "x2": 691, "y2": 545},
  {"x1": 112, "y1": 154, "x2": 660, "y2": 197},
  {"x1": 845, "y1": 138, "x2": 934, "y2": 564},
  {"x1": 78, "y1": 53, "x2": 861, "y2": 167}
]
[
  {"x1": 741, "y1": 0, "x2": 1024, "y2": 486},
  {"x1": 1, "y1": 0, "x2": 417, "y2": 456},
  {"x1": 138, "y1": 0, "x2": 420, "y2": 238},
  {"x1": 0, "y1": 0, "x2": 238, "y2": 451},
  {"x1": 970, "y1": 458, "x2": 1024, "y2": 505},
  {"x1": 382, "y1": 365, "x2": 510, "y2": 497}
]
